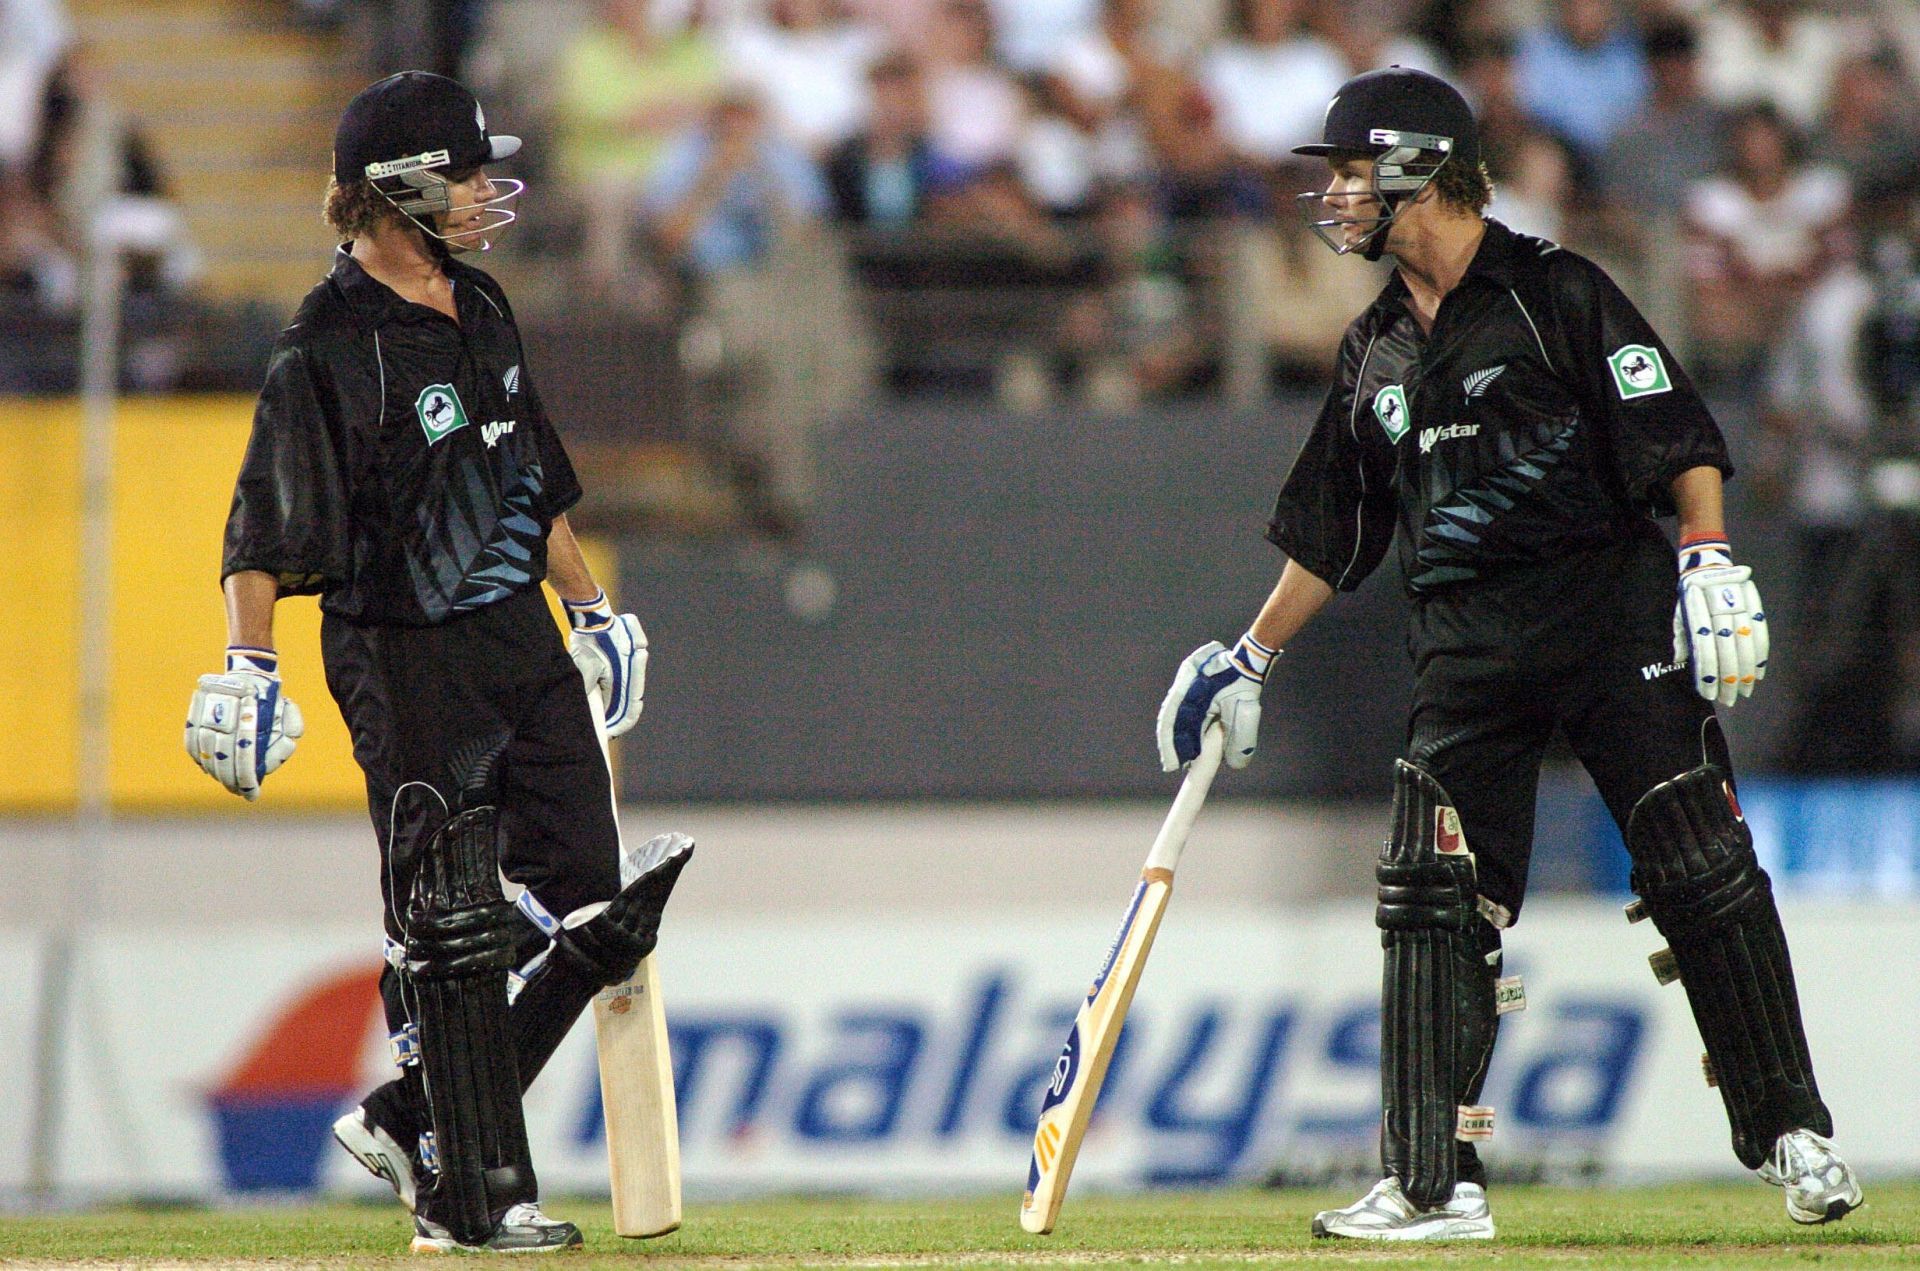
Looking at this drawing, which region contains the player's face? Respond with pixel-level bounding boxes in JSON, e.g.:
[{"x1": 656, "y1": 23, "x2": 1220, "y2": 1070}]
[
  {"x1": 1324, "y1": 159, "x2": 1383, "y2": 251},
  {"x1": 436, "y1": 165, "x2": 517, "y2": 252}
]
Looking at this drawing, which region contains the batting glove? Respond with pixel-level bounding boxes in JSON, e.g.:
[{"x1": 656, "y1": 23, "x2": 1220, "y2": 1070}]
[
  {"x1": 1673, "y1": 535, "x2": 1768, "y2": 709},
  {"x1": 184, "y1": 646, "x2": 304, "y2": 800},
  {"x1": 564, "y1": 589, "x2": 647, "y2": 737},
  {"x1": 1156, "y1": 634, "x2": 1275, "y2": 772}
]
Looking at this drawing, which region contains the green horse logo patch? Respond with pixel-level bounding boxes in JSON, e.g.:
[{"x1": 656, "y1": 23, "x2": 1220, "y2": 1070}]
[
  {"x1": 415, "y1": 383, "x2": 471, "y2": 444},
  {"x1": 1374, "y1": 384, "x2": 1411, "y2": 443},
  {"x1": 1607, "y1": 344, "x2": 1671, "y2": 400}
]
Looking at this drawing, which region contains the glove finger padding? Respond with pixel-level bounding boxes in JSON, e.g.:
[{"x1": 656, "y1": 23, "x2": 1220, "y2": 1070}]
[
  {"x1": 1683, "y1": 585, "x2": 1720, "y2": 704},
  {"x1": 602, "y1": 613, "x2": 647, "y2": 737},
  {"x1": 1156, "y1": 642, "x2": 1222, "y2": 771},
  {"x1": 1746, "y1": 580, "x2": 1769, "y2": 682}
]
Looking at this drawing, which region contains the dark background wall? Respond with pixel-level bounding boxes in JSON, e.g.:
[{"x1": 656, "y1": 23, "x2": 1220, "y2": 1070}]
[{"x1": 611, "y1": 392, "x2": 1772, "y2": 802}]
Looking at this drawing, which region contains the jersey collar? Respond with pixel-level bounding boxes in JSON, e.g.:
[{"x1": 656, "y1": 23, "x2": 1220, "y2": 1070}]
[
  {"x1": 1376, "y1": 216, "x2": 1523, "y2": 318},
  {"x1": 328, "y1": 245, "x2": 488, "y2": 330}
]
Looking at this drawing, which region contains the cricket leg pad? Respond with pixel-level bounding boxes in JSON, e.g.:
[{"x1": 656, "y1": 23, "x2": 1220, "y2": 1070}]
[
  {"x1": 404, "y1": 805, "x2": 538, "y2": 1245},
  {"x1": 1377, "y1": 761, "x2": 1496, "y2": 1210},
  {"x1": 1627, "y1": 763, "x2": 1832, "y2": 1169}
]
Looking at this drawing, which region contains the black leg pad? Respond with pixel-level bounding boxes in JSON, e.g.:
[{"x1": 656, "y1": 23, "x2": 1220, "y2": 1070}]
[
  {"x1": 406, "y1": 806, "x2": 537, "y2": 1245},
  {"x1": 1627, "y1": 764, "x2": 1832, "y2": 1169},
  {"x1": 1378, "y1": 761, "x2": 1497, "y2": 1210}
]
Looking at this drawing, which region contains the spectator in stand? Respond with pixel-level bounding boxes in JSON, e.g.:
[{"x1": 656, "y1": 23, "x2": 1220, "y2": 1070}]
[
  {"x1": 1598, "y1": 18, "x2": 1731, "y2": 226},
  {"x1": 0, "y1": 0, "x2": 70, "y2": 174},
  {"x1": 1683, "y1": 101, "x2": 1850, "y2": 379},
  {"x1": 1456, "y1": 35, "x2": 1582, "y2": 197},
  {"x1": 644, "y1": 86, "x2": 828, "y2": 278},
  {"x1": 823, "y1": 50, "x2": 958, "y2": 225},
  {"x1": 32, "y1": 47, "x2": 202, "y2": 302},
  {"x1": 1815, "y1": 48, "x2": 1920, "y2": 196},
  {"x1": 555, "y1": 0, "x2": 726, "y2": 291},
  {"x1": 723, "y1": 0, "x2": 884, "y2": 157},
  {"x1": 1513, "y1": 0, "x2": 1647, "y2": 159},
  {"x1": 0, "y1": 160, "x2": 75, "y2": 316},
  {"x1": 1197, "y1": 0, "x2": 1346, "y2": 174},
  {"x1": 922, "y1": 0, "x2": 1026, "y2": 171},
  {"x1": 983, "y1": 0, "x2": 1099, "y2": 73},
  {"x1": 1408, "y1": 0, "x2": 1514, "y2": 74},
  {"x1": 1057, "y1": 179, "x2": 1209, "y2": 407},
  {"x1": 1305, "y1": 0, "x2": 1442, "y2": 81},
  {"x1": 1697, "y1": 0, "x2": 1857, "y2": 134},
  {"x1": 1487, "y1": 129, "x2": 1575, "y2": 243},
  {"x1": 1018, "y1": 0, "x2": 1155, "y2": 222}
]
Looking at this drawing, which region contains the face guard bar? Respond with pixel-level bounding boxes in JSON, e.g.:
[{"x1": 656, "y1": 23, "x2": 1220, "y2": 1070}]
[
  {"x1": 1296, "y1": 128, "x2": 1455, "y2": 259},
  {"x1": 367, "y1": 149, "x2": 523, "y2": 251}
]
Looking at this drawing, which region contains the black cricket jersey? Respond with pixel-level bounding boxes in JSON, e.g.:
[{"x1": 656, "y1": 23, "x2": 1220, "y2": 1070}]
[
  {"x1": 222, "y1": 248, "x2": 582, "y2": 625},
  {"x1": 1267, "y1": 218, "x2": 1731, "y2": 596}
]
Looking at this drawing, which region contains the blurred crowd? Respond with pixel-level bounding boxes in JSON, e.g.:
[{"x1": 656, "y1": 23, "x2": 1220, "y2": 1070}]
[{"x1": 2, "y1": 0, "x2": 1917, "y2": 766}]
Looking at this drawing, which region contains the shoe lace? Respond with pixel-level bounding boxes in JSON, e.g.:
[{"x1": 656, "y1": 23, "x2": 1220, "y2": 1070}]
[
  {"x1": 1773, "y1": 1131, "x2": 1837, "y2": 1186},
  {"x1": 500, "y1": 1202, "x2": 560, "y2": 1228}
]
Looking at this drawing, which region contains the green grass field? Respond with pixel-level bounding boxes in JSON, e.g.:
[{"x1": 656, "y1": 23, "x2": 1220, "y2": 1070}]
[{"x1": 1, "y1": 1183, "x2": 1915, "y2": 1269}]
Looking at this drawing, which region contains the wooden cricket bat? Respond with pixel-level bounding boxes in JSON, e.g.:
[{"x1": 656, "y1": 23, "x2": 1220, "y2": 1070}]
[
  {"x1": 1019, "y1": 723, "x2": 1226, "y2": 1235},
  {"x1": 584, "y1": 686, "x2": 683, "y2": 1238}
]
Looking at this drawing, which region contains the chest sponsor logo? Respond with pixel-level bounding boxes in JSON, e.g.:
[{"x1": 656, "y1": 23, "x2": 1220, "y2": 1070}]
[
  {"x1": 1462, "y1": 364, "x2": 1506, "y2": 399},
  {"x1": 1373, "y1": 384, "x2": 1410, "y2": 443},
  {"x1": 414, "y1": 383, "x2": 470, "y2": 444},
  {"x1": 503, "y1": 364, "x2": 521, "y2": 396},
  {"x1": 1418, "y1": 422, "x2": 1480, "y2": 454},
  {"x1": 481, "y1": 419, "x2": 516, "y2": 449},
  {"x1": 1608, "y1": 344, "x2": 1671, "y2": 400}
]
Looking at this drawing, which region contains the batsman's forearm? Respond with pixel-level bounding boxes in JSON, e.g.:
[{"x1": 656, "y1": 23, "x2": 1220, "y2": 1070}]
[
  {"x1": 1247, "y1": 559, "x2": 1335, "y2": 651},
  {"x1": 545, "y1": 513, "x2": 602, "y2": 604},
  {"x1": 222, "y1": 570, "x2": 279, "y2": 650},
  {"x1": 1670, "y1": 465, "x2": 1727, "y2": 544}
]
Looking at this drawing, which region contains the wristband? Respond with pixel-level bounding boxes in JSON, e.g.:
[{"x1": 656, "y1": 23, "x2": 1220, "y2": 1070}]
[
  {"x1": 226, "y1": 646, "x2": 278, "y2": 677},
  {"x1": 1677, "y1": 534, "x2": 1732, "y2": 579},
  {"x1": 562, "y1": 589, "x2": 613, "y2": 631},
  {"x1": 1228, "y1": 633, "x2": 1278, "y2": 682}
]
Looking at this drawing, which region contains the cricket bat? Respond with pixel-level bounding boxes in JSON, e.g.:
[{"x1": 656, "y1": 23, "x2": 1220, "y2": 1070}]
[
  {"x1": 1019, "y1": 723, "x2": 1226, "y2": 1235},
  {"x1": 584, "y1": 686, "x2": 683, "y2": 1238}
]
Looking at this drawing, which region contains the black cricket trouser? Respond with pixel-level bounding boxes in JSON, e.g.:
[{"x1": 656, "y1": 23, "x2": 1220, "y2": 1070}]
[
  {"x1": 323, "y1": 587, "x2": 623, "y2": 1119},
  {"x1": 1404, "y1": 530, "x2": 1723, "y2": 925}
]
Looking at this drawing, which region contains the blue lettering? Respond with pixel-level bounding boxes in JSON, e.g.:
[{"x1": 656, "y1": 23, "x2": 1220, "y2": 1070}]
[
  {"x1": 937, "y1": 974, "x2": 1009, "y2": 1136},
  {"x1": 1292, "y1": 1002, "x2": 1378, "y2": 1136},
  {"x1": 671, "y1": 1014, "x2": 783, "y2": 1138},
  {"x1": 1145, "y1": 1007, "x2": 1293, "y2": 1183},
  {"x1": 793, "y1": 1013, "x2": 926, "y2": 1142},
  {"x1": 1510, "y1": 1002, "x2": 1644, "y2": 1131}
]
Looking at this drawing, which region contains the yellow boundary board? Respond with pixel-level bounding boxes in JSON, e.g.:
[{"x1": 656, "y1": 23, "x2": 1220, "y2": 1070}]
[{"x1": 0, "y1": 395, "x2": 611, "y2": 812}]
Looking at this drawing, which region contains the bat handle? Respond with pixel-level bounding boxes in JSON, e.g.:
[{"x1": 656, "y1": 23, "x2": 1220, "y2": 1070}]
[{"x1": 1143, "y1": 722, "x2": 1225, "y2": 874}]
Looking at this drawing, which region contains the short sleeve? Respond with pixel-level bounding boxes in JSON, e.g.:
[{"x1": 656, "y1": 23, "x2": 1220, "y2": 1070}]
[
  {"x1": 1550, "y1": 255, "x2": 1731, "y2": 515},
  {"x1": 221, "y1": 342, "x2": 350, "y2": 595},
  {"x1": 1265, "y1": 329, "x2": 1398, "y2": 590}
]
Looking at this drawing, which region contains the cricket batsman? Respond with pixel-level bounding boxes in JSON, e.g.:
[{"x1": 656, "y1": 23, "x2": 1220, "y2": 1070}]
[
  {"x1": 184, "y1": 71, "x2": 692, "y2": 1252},
  {"x1": 1155, "y1": 66, "x2": 1862, "y2": 1239}
]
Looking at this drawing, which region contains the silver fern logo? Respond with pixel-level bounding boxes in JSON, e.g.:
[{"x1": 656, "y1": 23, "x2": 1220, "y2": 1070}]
[
  {"x1": 1462, "y1": 364, "x2": 1506, "y2": 400},
  {"x1": 503, "y1": 364, "x2": 521, "y2": 395}
]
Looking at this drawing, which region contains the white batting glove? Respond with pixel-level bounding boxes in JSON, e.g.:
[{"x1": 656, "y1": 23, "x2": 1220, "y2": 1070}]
[
  {"x1": 184, "y1": 647, "x2": 304, "y2": 800},
  {"x1": 1672, "y1": 536, "x2": 1769, "y2": 709},
  {"x1": 1155, "y1": 634, "x2": 1275, "y2": 772},
  {"x1": 564, "y1": 589, "x2": 647, "y2": 737}
]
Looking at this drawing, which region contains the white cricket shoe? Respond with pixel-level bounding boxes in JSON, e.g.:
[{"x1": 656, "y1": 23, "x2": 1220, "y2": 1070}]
[
  {"x1": 1311, "y1": 1177, "x2": 1495, "y2": 1240},
  {"x1": 1758, "y1": 1129, "x2": 1863, "y2": 1224},
  {"x1": 333, "y1": 1107, "x2": 418, "y2": 1213},
  {"x1": 410, "y1": 1202, "x2": 583, "y2": 1254}
]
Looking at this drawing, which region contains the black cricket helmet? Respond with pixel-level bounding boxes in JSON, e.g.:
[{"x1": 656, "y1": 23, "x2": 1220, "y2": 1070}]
[
  {"x1": 334, "y1": 71, "x2": 524, "y2": 250},
  {"x1": 1294, "y1": 66, "x2": 1478, "y2": 259}
]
